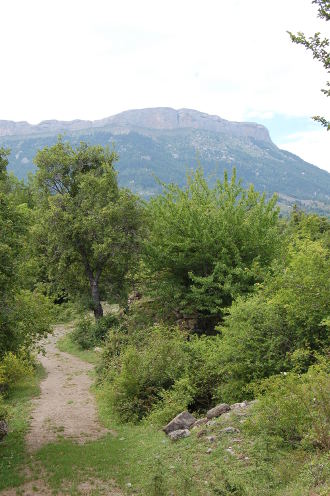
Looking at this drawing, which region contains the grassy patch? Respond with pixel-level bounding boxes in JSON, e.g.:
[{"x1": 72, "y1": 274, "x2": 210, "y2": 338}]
[
  {"x1": 3, "y1": 334, "x2": 328, "y2": 496},
  {"x1": 57, "y1": 332, "x2": 100, "y2": 365},
  {"x1": 0, "y1": 364, "x2": 45, "y2": 491},
  {"x1": 33, "y1": 382, "x2": 330, "y2": 495}
]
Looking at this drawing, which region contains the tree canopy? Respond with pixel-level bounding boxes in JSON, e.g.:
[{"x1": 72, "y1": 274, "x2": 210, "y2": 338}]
[{"x1": 34, "y1": 139, "x2": 143, "y2": 318}]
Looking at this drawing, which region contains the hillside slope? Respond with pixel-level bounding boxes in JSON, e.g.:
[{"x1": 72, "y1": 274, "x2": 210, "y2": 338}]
[{"x1": 1, "y1": 107, "x2": 329, "y2": 213}]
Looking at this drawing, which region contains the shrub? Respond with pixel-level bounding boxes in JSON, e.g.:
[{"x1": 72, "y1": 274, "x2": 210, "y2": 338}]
[
  {"x1": 71, "y1": 317, "x2": 95, "y2": 350},
  {"x1": 110, "y1": 325, "x2": 188, "y2": 422},
  {"x1": 147, "y1": 376, "x2": 196, "y2": 426},
  {"x1": 0, "y1": 351, "x2": 34, "y2": 391},
  {"x1": 72, "y1": 313, "x2": 119, "y2": 350},
  {"x1": 245, "y1": 359, "x2": 330, "y2": 450}
]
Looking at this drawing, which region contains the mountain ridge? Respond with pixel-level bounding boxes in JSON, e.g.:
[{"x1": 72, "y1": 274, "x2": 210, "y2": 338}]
[
  {"x1": 1, "y1": 107, "x2": 329, "y2": 214},
  {"x1": 0, "y1": 107, "x2": 271, "y2": 142}
]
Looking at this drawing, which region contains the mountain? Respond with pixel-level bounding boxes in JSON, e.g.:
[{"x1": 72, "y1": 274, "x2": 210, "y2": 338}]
[{"x1": 1, "y1": 107, "x2": 329, "y2": 214}]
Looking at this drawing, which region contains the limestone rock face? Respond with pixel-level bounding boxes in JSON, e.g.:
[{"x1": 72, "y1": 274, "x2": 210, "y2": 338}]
[
  {"x1": 163, "y1": 411, "x2": 196, "y2": 434},
  {"x1": 206, "y1": 403, "x2": 231, "y2": 419}
]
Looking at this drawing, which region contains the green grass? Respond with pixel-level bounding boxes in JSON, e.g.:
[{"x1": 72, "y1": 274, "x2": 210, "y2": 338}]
[
  {"x1": 31, "y1": 381, "x2": 330, "y2": 496},
  {"x1": 1, "y1": 335, "x2": 328, "y2": 495},
  {"x1": 56, "y1": 332, "x2": 100, "y2": 365},
  {"x1": 0, "y1": 364, "x2": 46, "y2": 491}
]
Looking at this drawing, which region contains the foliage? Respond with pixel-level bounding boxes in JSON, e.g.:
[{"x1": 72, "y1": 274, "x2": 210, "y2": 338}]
[
  {"x1": 108, "y1": 325, "x2": 188, "y2": 422},
  {"x1": 288, "y1": 0, "x2": 330, "y2": 129},
  {"x1": 144, "y1": 168, "x2": 279, "y2": 330},
  {"x1": 246, "y1": 358, "x2": 330, "y2": 450},
  {"x1": 35, "y1": 138, "x2": 143, "y2": 318},
  {"x1": 71, "y1": 313, "x2": 119, "y2": 350},
  {"x1": 0, "y1": 149, "x2": 53, "y2": 362},
  {"x1": 0, "y1": 352, "x2": 34, "y2": 391},
  {"x1": 147, "y1": 377, "x2": 196, "y2": 426}
]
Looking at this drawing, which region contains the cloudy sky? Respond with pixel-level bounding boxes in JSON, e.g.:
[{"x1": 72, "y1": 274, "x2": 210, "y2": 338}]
[{"x1": 1, "y1": 0, "x2": 329, "y2": 171}]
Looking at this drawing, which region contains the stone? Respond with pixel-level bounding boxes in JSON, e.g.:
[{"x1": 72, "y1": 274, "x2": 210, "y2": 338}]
[
  {"x1": 220, "y1": 426, "x2": 240, "y2": 434},
  {"x1": 206, "y1": 435, "x2": 216, "y2": 443},
  {"x1": 163, "y1": 411, "x2": 196, "y2": 434},
  {"x1": 168, "y1": 429, "x2": 191, "y2": 441},
  {"x1": 206, "y1": 403, "x2": 230, "y2": 419},
  {"x1": 206, "y1": 448, "x2": 213, "y2": 454},
  {"x1": 206, "y1": 419, "x2": 217, "y2": 427},
  {"x1": 225, "y1": 447, "x2": 235, "y2": 456},
  {"x1": 0, "y1": 420, "x2": 8, "y2": 441},
  {"x1": 230, "y1": 401, "x2": 248, "y2": 410},
  {"x1": 191, "y1": 417, "x2": 208, "y2": 429},
  {"x1": 197, "y1": 429, "x2": 207, "y2": 438}
]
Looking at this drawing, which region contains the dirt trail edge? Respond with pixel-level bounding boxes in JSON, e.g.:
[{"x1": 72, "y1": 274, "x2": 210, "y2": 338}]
[{"x1": 26, "y1": 324, "x2": 108, "y2": 451}]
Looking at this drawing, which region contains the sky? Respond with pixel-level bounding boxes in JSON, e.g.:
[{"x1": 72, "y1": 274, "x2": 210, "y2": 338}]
[{"x1": 1, "y1": 0, "x2": 329, "y2": 171}]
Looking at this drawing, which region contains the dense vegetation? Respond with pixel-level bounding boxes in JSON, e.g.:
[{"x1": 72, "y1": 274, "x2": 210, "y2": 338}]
[{"x1": 0, "y1": 137, "x2": 329, "y2": 495}]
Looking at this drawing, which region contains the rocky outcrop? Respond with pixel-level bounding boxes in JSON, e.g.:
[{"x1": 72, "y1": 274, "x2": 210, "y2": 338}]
[{"x1": 163, "y1": 401, "x2": 254, "y2": 441}]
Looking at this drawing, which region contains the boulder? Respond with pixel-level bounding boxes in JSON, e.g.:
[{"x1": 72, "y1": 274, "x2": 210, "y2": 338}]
[
  {"x1": 0, "y1": 420, "x2": 8, "y2": 441},
  {"x1": 168, "y1": 429, "x2": 191, "y2": 441},
  {"x1": 206, "y1": 403, "x2": 230, "y2": 419},
  {"x1": 163, "y1": 411, "x2": 196, "y2": 434}
]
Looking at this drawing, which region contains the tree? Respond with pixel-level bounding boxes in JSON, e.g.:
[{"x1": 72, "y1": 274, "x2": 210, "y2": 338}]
[
  {"x1": 288, "y1": 0, "x2": 330, "y2": 129},
  {"x1": 143, "y1": 168, "x2": 279, "y2": 332},
  {"x1": 0, "y1": 148, "x2": 52, "y2": 357},
  {"x1": 34, "y1": 138, "x2": 142, "y2": 319}
]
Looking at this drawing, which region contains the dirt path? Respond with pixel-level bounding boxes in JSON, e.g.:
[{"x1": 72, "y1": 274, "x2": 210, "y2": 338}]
[{"x1": 26, "y1": 324, "x2": 108, "y2": 451}]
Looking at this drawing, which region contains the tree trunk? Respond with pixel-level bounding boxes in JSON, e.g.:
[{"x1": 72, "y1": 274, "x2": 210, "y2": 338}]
[{"x1": 89, "y1": 276, "x2": 103, "y2": 320}]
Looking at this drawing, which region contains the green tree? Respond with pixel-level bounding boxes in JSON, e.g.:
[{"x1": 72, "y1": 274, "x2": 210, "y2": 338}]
[
  {"x1": 34, "y1": 139, "x2": 142, "y2": 319},
  {"x1": 288, "y1": 0, "x2": 330, "y2": 129},
  {"x1": 0, "y1": 148, "x2": 52, "y2": 357},
  {"x1": 143, "y1": 168, "x2": 279, "y2": 331}
]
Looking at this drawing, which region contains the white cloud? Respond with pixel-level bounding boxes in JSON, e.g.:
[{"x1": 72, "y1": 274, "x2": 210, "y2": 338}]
[
  {"x1": 279, "y1": 129, "x2": 330, "y2": 172},
  {"x1": 0, "y1": 0, "x2": 329, "y2": 169}
]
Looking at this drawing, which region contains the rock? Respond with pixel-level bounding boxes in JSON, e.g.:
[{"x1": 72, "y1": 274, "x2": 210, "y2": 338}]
[
  {"x1": 220, "y1": 427, "x2": 240, "y2": 434},
  {"x1": 163, "y1": 411, "x2": 196, "y2": 434},
  {"x1": 206, "y1": 435, "x2": 217, "y2": 443},
  {"x1": 206, "y1": 403, "x2": 230, "y2": 419},
  {"x1": 0, "y1": 420, "x2": 8, "y2": 441},
  {"x1": 168, "y1": 429, "x2": 191, "y2": 441},
  {"x1": 230, "y1": 401, "x2": 248, "y2": 410},
  {"x1": 192, "y1": 417, "x2": 208, "y2": 429},
  {"x1": 206, "y1": 419, "x2": 217, "y2": 427},
  {"x1": 225, "y1": 447, "x2": 235, "y2": 456},
  {"x1": 197, "y1": 429, "x2": 207, "y2": 438},
  {"x1": 206, "y1": 448, "x2": 213, "y2": 454}
]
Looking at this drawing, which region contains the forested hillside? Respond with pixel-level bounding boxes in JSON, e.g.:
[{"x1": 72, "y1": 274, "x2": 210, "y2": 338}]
[
  {"x1": 0, "y1": 139, "x2": 329, "y2": 495},
  {"x1": 2, "y1": 108, "x2": 330, "y2": 215}
]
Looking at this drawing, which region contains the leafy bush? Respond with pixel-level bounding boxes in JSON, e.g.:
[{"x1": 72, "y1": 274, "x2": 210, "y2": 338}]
[
  {"x1": 72, "y1": 313, "x2": 119, "y2": 350},
  {"x1": 110, "y1": 325, "x2": 188, "y2": 422},
  {"x1": 215, "y1": 238, "x2": 330, "y2": 402},
  {"x1": 0, "y1": 351, "x2": 34, "y2": 391},
  {"x1": 147, "y1": 376, "x2": 196, "y2": 426},
  {"x1": 245, "y1": 359, "x2": 330, "y2": 450}
]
